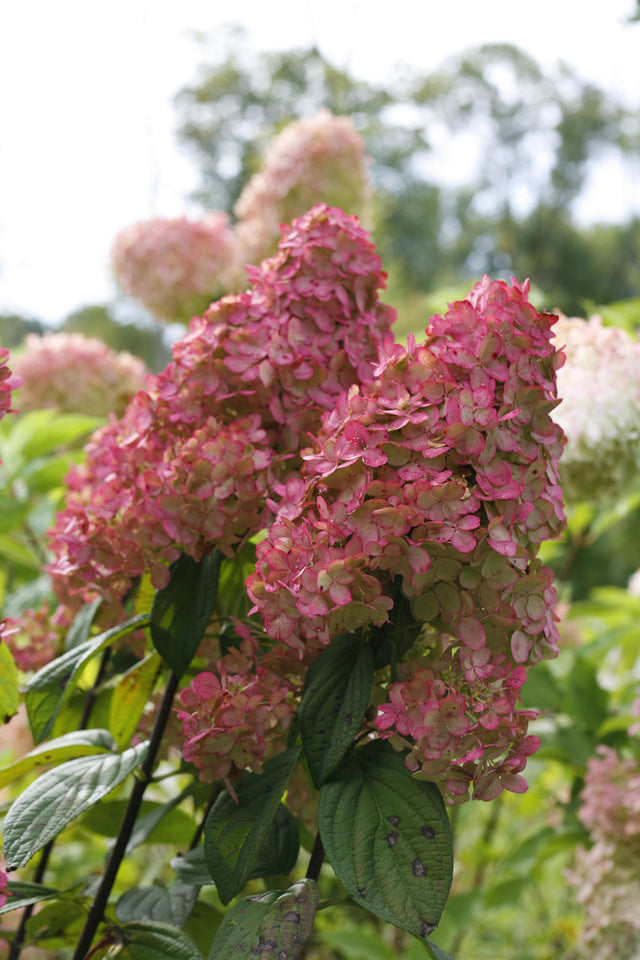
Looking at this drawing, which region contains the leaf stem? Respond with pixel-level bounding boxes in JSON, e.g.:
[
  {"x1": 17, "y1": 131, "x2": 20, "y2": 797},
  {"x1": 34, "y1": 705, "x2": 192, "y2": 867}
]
[{"x1": 71, "y1": 668, "x2": 180, "y2": 960}]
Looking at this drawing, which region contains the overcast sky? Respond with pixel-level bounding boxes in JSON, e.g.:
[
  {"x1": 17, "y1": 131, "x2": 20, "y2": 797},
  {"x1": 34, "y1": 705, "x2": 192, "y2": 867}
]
[{"x1": 1, "y1": 0, "x2": 639, "y2": 324}]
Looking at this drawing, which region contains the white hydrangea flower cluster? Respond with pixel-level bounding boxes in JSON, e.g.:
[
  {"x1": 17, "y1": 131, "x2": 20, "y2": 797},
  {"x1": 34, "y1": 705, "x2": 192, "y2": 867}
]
[{"x1": 553, "y1": 314, "x2": 640, "y2": 503}]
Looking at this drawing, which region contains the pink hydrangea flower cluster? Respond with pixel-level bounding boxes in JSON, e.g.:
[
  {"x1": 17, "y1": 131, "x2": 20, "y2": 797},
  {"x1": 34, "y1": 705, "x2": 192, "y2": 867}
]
[
  {"x1": 48, "y1": 205, "x2": 395, "y2": 607},
  {"x1": 552, "y1": 313, "x2": 640, "y2": 503},
  {"x1": 12, "y1": 332, "x2": 148, "y2": 418},
  {"x1": 567, "y1": 746, "x2": 640, "y2": 958},
  {"x1": 111, "y1": 212, "x2": 237, "y2": 323},
  {"x1": 234, "y1": 110, "x2": 370, "y2": 269},
  {"x1": 247, "y1": 277, "x2": 566, "y2": 802},
  {"x1": 176, "y1": 647, "x2": 294, "y2": 794},
  {"x1": 0, "y1": 867, "x2": 9, "y2": 909}
]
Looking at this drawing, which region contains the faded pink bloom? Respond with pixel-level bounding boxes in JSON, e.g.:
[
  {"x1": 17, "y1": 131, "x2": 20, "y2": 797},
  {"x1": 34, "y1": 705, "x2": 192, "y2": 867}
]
[
  {"x1": 567, "y1": 746, "x2": 640, "y2": 957},
  {"x1": 234, "y1": 110, "x2": 370, "y2": 270},
  {"x1": 176, "y1": 651, "x2": 294, "y2": 791},
  {"x1": 0, "y1": 348, "x2": 22, "y2": 423},
  {"x1": 248, "y1": 276, "x2": 566, "y2": 802},
  {"x1": 2, "y1": 606, "x2": 60, "y2": 673},
  {"x1": 12, "y1": 332, "x2": 147, "y2": 417},
  {"x1": 111, "y1": 212, "x2": 237, "y2": 323},
  {"x1": 0, "y1": 867, "x2": 10, "y2": 909}
]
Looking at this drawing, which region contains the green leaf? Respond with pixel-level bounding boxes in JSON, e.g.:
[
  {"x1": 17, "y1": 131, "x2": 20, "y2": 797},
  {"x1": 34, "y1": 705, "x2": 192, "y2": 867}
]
[
  {"x1": 299, "y1": 633, "x2": 374, "y2": 787},
  {"x1": 318, "y1": 739, "x2": 453, "y2": 941},
  {"x1": 250, "y1": 803, "x2": 300, "y2": 880},
  {"x1": 110, "y1": 920, "x2": 204, "y2": 959},
  {"x1": 204, "y1": 748, "x2": 300, "y2": 904},
  {"x1": 3, "y1": 740, "x2": 149, "y2": 869},
  {"x1": 207, "y1": 891, "x2": 281, "y2": 959},
  {"x1": 151, "y1": 551, "x2": 223, "y2": 676},
  {"x1": 25, "y1": 613, "x2": 150, "y2": 743},
  {"x1": 0, "y1": 642, "x2": 19, "y2": 723},
  {"x1": 0, "y1": 728, "x2": 116, "y2": 788},
  {"x1": 82, "y1": 798, "x2": 196, "y2": 847},
  {"x1": 64, "y1": 597, "x2": 103, "y2": 651},
  {"x1": 171, "y1": 846, "x2": 213, "y2": 887},
  {"x1": 20, "y1": 410, "x2": 103, "y2": 460},
  {"x1": 0, "y1": 881, "x2": 61, "y2": 915},
  {"x1": 208, "y1": 880, "x2": 317, "y2": 960},
  {"x1": 109, "y1": 652, "x2": 162, "y2": 749},
  {"x1": 116, "y1": 881, "x2": 199, "y2": 928}
]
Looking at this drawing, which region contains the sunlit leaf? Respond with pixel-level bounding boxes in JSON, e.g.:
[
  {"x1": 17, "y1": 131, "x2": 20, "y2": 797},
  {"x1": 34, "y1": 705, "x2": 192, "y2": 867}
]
[
  {"x1": 3, "y1": 741, "x2": 149, "y2": 869},
  {"x1": 0, "y1": 728, "x2": 116, "y2": 788}
]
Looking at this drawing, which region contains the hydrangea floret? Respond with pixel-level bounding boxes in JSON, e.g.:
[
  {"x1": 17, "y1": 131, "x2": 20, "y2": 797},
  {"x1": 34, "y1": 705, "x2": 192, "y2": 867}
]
[{"x1": 12, "y1": 332, "x2": 148, "y2": 418}]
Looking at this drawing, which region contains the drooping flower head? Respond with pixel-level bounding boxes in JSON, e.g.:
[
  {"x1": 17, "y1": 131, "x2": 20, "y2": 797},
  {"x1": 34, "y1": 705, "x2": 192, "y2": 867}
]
[
  {"x1": 111, "y1": 212, "x2": 238, "y2": 323},
  {"x1": 234, "y1": 110, "x2": 371, "y2": 269},
  {"x1": 247, "y1": 276, "x2": 566, "y2": 802},
  {"x1": 12, "y1": 332, "x2": 148, "y2": 418},
  {"x1": 552, "y1": 313, "x2": 640, "y2": 503},
  {"x1": 48, "y1": 205, "x2": 395, "y2": 608}
]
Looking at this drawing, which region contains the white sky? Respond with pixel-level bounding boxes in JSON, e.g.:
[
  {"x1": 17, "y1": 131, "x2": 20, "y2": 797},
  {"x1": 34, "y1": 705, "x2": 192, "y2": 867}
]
[{"x1": 1, "y1": 0, "x2": 639, "y2": 324}]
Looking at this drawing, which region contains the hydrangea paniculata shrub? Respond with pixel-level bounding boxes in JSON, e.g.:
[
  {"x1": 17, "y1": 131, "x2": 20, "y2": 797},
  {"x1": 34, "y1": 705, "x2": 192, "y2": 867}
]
[
  {"x1": 553, "y1": 312, "x2": 640, "y2": 503},
  {"x1": 247, "y1": 276, "x2": 566, "y2": 803},
  {"x1": 12, "y1": 332, "x2": 148, "y2": 418}
]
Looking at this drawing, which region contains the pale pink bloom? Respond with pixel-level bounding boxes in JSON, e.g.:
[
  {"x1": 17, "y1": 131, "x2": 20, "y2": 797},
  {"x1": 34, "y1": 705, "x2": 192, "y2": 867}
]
[
  {"x1": 553, "y1": 313, "x2": 640, "y2": 502},
  {"x1": 111, "y1": 212, "x2": 237, "y2": 323},
  {"x1": 234, "y1": 110, "x2": 370, "y2": 269},
  {"x1": 12, "y1": 332, "x2": 147, "y2": 417}
]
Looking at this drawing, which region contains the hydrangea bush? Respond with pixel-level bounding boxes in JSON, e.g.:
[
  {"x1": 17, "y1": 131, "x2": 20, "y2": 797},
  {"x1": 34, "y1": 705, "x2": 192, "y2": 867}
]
[{"x1": 0, "y1": 207, "x2": 567, "y2": 960}]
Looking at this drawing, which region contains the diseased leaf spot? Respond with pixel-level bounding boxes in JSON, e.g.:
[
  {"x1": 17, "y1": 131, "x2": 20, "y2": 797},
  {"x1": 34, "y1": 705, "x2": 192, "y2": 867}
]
[
  {"x1": 357, "y1": 886, "x2": 367, "y2": 898},
  {"x1": 386, "y1": 830, "x2": 399, "y2": 847},
  {"x1": 412, "y1": 856, "x2": 427, "y2": 877},
  {"x1": 387, "y1": 814, "x2": 401, "y2": 827},
  {"x1": 282, "y1": 910, "x2": 300, "y2": 923},
  {"x1": 344, "y1": 712, "x2": 353, "y2": 725},
  {"x1": 420, "y1": 918, "x2": 437, "y2": 937},
  {"x1": 421, "y1": 824, "x2": 435, "y2": 840}
]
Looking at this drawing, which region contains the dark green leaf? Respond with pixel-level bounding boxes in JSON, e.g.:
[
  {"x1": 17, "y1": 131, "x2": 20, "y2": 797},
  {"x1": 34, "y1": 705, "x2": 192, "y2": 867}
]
[
  {"x1": 151, "y1": 551, "x2": 223, "y2": 676},
  {"x1": 299, "y1": 634, "x2": 374, "y2": 787},
  {"x1": 204, "y1": 749, "x2": 300, "y2": 904},
  {"x1": 0, "y1": 881, "x2": 61, "y2": 915},
  {"x1": 250, "y1": 803, "x2": 300, "y2": 880},
  {"x1": 112, "y1": 920, "x2": 204, "y2": 959},
  {"x1": 171, "y1": 846, "x2": 212, "y2": 887},
  {"x1": 207, "y1": 891, "x2": 281, "y2": 959},
  {"x1": 116, "y1": 881, "x2": 199, "y2": 927},
  {"x1": 318, "y1": 739, "x2": 453, "y2": 940},
  {"x1": 0, "y1": 728, "x2": 116, "y2": 788},
  {"x1": 25, "y1": 613, "x2": 150, "y2": 743},
  {"x1": 208, "y1": 880, "x2": 317, "y2": 960},
  {"x1": 3, "y1": 741, "x2": 149, "y2": 869}
]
